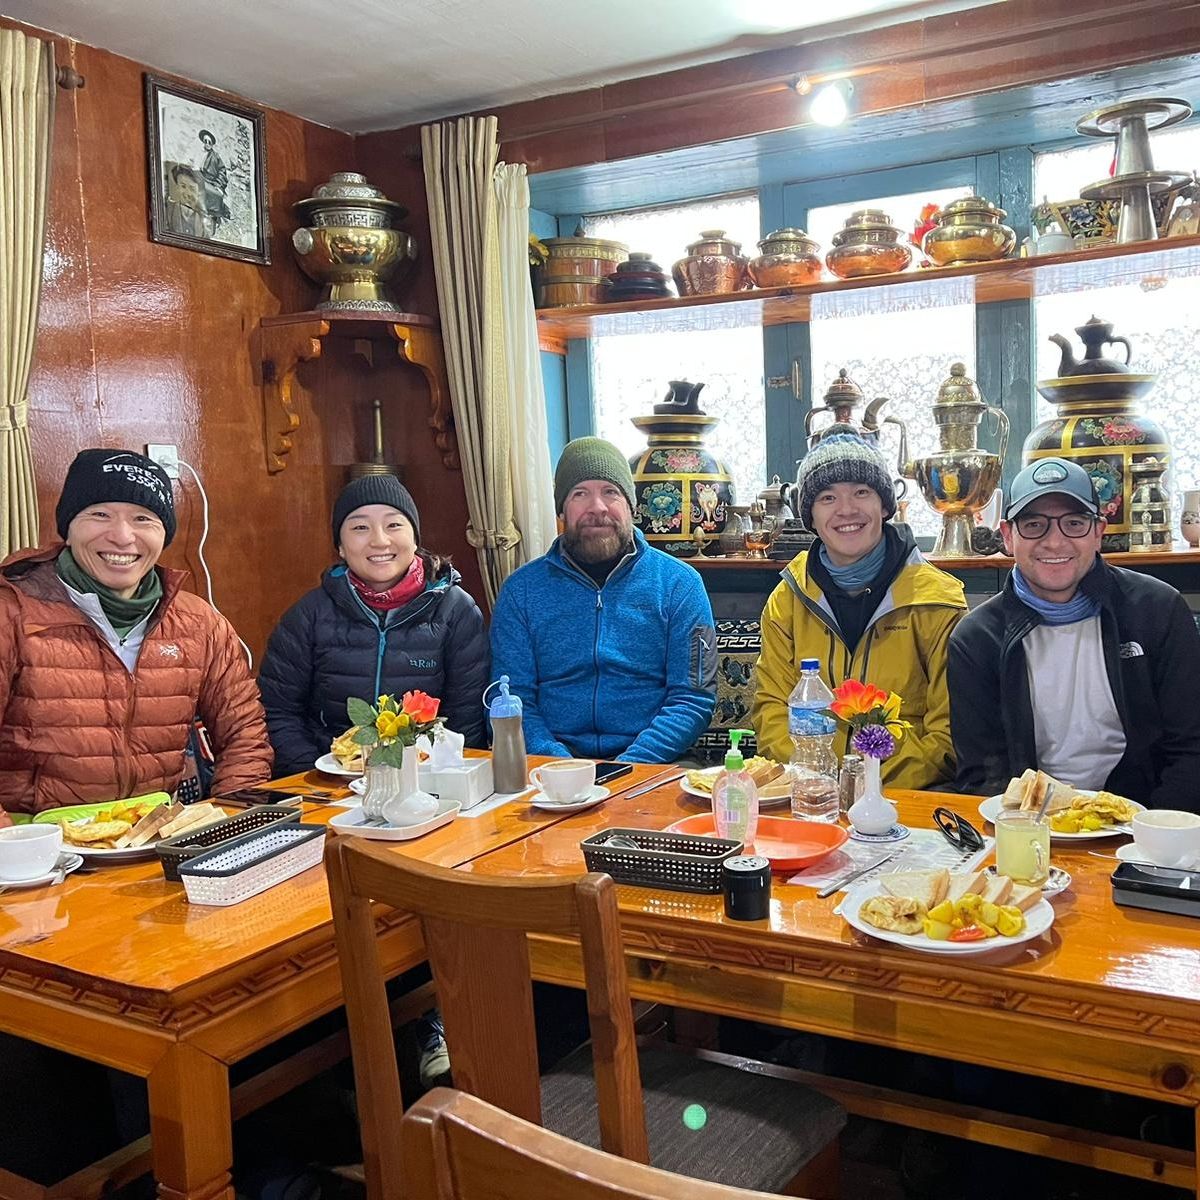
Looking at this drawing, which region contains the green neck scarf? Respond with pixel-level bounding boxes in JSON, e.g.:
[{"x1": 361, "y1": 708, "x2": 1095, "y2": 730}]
[{"x1": 55, "y1": 547, "x2": 163, "y2": 638}]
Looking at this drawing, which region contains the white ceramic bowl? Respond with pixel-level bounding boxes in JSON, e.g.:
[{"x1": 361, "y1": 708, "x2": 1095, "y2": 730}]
[{"x1": 0, "y1": 824, "x2": 63, "y2": 880}]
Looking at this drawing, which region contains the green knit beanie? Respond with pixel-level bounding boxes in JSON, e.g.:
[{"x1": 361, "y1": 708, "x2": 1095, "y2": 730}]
[{"x1": 553, "y1": 437, "x2": 637, "y2": 514}]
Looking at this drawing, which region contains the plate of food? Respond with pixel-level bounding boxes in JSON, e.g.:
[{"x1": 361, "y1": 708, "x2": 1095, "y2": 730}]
[
  {"x1": 841, "y1": 866, "x2": 1054, "y2": 955},
  {"x1": 35, "y1": 798, "x2": 229, "y2": 862},
  {"x1": 316, "y1": 727, "x2": 365, "y2": 777},
  {"x1": 681, "y1": 759, "x2": 791, "y2": 810},
  {"x1": 980, "y1": 769, "x2": 1142, "y2": 839}
]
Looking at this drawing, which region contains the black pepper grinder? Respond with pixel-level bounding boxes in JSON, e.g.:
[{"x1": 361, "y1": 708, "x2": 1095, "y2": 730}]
[{"x1": 721, "y1": 855, "x2": 772, "y2": 921}]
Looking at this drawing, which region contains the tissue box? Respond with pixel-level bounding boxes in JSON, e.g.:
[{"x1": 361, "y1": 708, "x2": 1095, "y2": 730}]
[{"x1": 418, "y1": 758, "x2": 494, "y2": 810}]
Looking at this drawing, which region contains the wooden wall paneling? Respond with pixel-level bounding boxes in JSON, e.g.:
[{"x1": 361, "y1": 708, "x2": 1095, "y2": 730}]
[{"x1": 2, "y1": 13, "x2": 488, "y2": 663}]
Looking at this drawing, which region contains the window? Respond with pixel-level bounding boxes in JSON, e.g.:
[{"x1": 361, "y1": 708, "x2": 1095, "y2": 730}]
[
  {"x1": 580, "y1": 194, "x2": 766, "y2": 503},
  {"x1": 807, "y1": 186, "x2": 976, "y2": 539},
  {"x1": 1033, "y1": 129, "x2": 1200, "y2": 507}
]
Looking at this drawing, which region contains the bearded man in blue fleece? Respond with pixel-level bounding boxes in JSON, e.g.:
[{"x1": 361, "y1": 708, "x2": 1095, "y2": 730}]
[{"x1": 490, "y1": 437, "x2": 716, "y2": 762}]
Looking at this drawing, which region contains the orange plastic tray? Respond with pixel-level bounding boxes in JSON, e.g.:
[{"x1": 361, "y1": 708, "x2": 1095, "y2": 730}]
[{"x1": 665, "y1": 814, "x2": 848, "y2": 871}]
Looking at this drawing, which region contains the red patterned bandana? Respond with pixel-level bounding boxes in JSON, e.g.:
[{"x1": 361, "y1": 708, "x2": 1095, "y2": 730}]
[{"x1": 349, "y1": 554, "x2": 426, "y2": 611}]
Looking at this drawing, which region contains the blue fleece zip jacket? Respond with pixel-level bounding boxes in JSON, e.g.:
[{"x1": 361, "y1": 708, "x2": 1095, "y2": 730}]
[{"x1": 489, "y1": 529, "x2": 717, "y2": 763}]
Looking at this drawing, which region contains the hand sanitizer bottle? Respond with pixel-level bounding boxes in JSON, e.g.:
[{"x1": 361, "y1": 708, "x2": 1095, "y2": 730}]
[{"x1": 711, "y1": 728, "x2": 759, "y2": 847}]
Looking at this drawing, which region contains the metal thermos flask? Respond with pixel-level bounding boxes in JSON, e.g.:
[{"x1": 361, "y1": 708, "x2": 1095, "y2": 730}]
[{"x1": 487, "y1": 675, "x2": 527, "y2": 793}]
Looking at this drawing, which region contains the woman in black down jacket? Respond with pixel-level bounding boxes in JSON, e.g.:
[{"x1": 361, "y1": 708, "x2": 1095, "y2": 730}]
[{"x1": 259, "y1": 475, "x2": 490, "y2": 777}]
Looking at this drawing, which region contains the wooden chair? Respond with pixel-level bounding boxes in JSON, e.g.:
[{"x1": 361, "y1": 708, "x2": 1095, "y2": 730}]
[
  {"x1": 403, "y1": 1086, "x2": 791, "y2": 1200},
  {"x1": 326, "y1": 837, "x2": 845, "y2": 1199}
]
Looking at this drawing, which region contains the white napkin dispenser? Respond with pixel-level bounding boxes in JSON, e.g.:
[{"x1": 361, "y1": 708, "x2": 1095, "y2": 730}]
[{"x1": 425, "y1": 758, "x2": 494, "y2": 811}]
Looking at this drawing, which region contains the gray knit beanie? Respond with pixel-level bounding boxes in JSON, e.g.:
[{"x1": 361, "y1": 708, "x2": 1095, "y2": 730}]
[
  {"x1": 332, "y1": 474, "x2": 420, "y2": 548},
  {"x1": 795, "y1": 430, "x2": 897, "y2": 531},
  {"x1": 553, "y1": 437, "x2": 636, "y2": 514}
]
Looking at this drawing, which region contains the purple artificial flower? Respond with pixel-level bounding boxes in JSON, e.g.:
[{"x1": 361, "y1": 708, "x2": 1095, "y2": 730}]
[{"x1": 852, "y1": 724, "x2": 896, "y2": 760}]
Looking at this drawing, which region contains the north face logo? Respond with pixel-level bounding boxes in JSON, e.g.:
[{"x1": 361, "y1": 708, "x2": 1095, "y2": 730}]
[{"x1": 159, "y1": 643, "x2": 181, "y2": 659}]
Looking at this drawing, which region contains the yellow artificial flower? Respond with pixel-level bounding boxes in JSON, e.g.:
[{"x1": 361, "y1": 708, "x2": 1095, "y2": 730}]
[{"x1": 376, "y1": 710, "x2": 404, "y2": 740}]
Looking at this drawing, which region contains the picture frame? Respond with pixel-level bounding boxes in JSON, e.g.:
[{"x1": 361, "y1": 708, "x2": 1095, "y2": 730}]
[{"x1": 145, "y1": 74, "x2": 271, "y2": 265}]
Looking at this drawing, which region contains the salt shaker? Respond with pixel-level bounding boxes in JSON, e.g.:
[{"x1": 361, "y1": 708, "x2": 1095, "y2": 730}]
[{"x1": 839, "y1": 754, "x2": 865, "y2": 815}]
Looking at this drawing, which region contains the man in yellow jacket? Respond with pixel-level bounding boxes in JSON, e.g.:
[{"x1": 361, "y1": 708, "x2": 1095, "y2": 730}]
[{"x1": 752, "y1": 431, "x2": 967, "y2": 789}]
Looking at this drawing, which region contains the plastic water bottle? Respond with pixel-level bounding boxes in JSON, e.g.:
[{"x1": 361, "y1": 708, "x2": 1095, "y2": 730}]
[
  {"x1": 711, "y1": 728, "x2": 759, "y2": 846},
  {"x1": 486, "y1": 675, "x2": 527, "y2": 794},
  {"x1": 788, "y1": 659, "x2": 839, "y2": 823}
]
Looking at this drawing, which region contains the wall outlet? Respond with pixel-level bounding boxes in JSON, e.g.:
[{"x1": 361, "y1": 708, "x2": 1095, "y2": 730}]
[{"x1": 145, "y1": 443, "x2": 180, "y2": 479}]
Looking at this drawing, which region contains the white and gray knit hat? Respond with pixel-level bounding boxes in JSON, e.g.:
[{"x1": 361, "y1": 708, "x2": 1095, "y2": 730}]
[{"x1": 794, "y1": 429, "x2": 897, "y2": 531}]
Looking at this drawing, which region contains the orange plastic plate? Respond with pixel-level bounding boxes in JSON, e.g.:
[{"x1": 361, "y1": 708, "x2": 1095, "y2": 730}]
[{"x1": 664, "y1": 814, "x2": 848, "y2": 870}]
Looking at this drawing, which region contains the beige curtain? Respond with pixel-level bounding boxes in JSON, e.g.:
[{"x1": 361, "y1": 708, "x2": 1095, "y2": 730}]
[
  {"x1": 0, "y1": 30, "x2": 55, "y2": 559},
  {"x1": 422, "y1": 116, "x2": 520, "y2": 606},
  {"x1": 494, "y1": 163, "x2": 557, "y2": 562}
]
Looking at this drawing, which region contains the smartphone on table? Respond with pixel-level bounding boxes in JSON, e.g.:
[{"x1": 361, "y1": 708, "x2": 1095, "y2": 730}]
[
  {"x1": 594, "y1": 761, "x2": 634, "y2": 786},
  {"x1": 215, "y1": 787, "x2": 305, "y2": 809}
]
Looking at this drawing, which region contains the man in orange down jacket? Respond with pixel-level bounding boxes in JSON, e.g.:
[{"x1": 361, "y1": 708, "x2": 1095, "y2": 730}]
[{"x1": 0, "y1": 448, "x2": 272, "y2": 820}]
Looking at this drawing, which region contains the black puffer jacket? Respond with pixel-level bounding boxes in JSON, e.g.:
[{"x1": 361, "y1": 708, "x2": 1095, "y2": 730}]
[{"x1": 259, "y1": 557, "x2": 490, "y2": 775}]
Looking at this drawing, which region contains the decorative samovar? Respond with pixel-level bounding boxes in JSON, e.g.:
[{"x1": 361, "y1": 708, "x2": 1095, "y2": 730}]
[
  {"x1": 628, "y1": 381, "x2": 735, "y2": 557},
  {"x1": 1023, "y1": 316, "x2": 1168, "y2": 553},
  {"x1": 292, "y1": 172, "x2": 417, "y2": 312},
  {"x1": 896, "y1": 362, "x2": 1009, "y2": 558}
]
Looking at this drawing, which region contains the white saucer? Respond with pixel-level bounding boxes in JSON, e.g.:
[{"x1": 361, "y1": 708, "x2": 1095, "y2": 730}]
[
  {"x1": 849, "y1": 823, "x2": 910, "y2": 843},
  {"x1": 530, "y1": 784, "x2": 610, "y2": 813},
  {"x1": 1114, "y1": 843, "x2": 1200, "y2": 870},
  {"x1": 0, "y1": 853, "x2": 83, "y2": 889}
]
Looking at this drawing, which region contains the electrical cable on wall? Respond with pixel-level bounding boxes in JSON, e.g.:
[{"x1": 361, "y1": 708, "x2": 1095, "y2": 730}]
[{"x1": 176, "y1": 459, "x2": 254, "y2": 670}]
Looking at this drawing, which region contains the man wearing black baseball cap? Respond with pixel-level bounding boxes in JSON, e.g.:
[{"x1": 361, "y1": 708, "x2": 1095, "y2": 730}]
[{"x1": 948, "y1": 457, "x2": 1200, "y2": 808}]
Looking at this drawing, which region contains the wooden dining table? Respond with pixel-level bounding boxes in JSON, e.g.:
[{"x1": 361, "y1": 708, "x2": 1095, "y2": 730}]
[
  {"x1": 0, "y1": 762, "x2": 671, "y2": 1200},
  {"x1": 464, "y1": 781, "x2": 1200, "y2": 1196}
]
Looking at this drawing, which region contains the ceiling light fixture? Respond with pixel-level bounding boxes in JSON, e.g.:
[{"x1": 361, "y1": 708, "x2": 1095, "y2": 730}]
[{"x1": 809, "y1": 79, "x2": 854, "y2": 127}]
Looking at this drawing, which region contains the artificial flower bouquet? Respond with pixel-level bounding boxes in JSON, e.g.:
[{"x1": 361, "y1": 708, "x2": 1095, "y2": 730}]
[
  {"x1": 826, "y1": 679, "x2": 911, "y2": 760},
  {"x1": 345, "y1": 690, "x2": 442, "y2": 768}
]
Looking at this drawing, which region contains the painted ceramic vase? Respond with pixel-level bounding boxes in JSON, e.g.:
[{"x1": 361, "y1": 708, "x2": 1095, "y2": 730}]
[
  {"x1": 1181, "y1": 489, "x2": 1200, "y2": 547},
  {"x1": 1024, "y1": 317, "x2": 1168, "y2": 553},
  {"x1": 629, "y1": 381, "x2": 735, "y2": 557}
]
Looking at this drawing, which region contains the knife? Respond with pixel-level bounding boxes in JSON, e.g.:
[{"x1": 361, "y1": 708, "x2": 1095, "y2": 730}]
[
  {"x1": 817, "y1": 848, "x2": 906, "y2": 899},
  {"x1": 621, "y1": 770, "x2": 686, "y2": 800}
]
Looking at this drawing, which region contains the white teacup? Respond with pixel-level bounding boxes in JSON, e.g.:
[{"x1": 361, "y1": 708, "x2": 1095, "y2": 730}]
[
  {"x1": 529, "y1": 759, "x2": 596, "y2": 802},
  {"x1": 0, "y1": 824, "x2": 63, "y2": 881},
  {"x1": 1132, "y1": 809, "x2": 1200, "y2": 868}
]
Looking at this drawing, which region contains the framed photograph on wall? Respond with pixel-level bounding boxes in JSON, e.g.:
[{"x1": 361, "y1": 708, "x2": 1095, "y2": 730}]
[{"x1": 145, "y1": 74, "x2": 271, "y2": 265}]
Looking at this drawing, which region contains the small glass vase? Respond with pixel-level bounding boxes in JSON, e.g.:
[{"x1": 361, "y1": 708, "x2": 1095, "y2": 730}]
[
  {"x1": 846, "y1": 755, "x2": 897, "y2": 835},
  {"x1": 362, "y1": 742, "x2": 419, "y2": 821}
]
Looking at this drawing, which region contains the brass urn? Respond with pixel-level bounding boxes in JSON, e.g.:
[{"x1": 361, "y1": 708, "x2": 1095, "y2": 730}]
[
  {"x1": 292, "y1": 172, "x2": 417, "y2": 313},
  {"x1": 826, "y1": 209, "x2": 912, "y2": 278},
  {"x1": 922, "y1": 195, "x2": 1017, "y2": 267},
  {"x1": 897, "y1": 363, "x2": 1009, "y2": 557},
  {"x1": 672, "y1": 230, "x2": 750, "y2": 296},
  {"x1": 747, "y1": 228, "x2": 823, "y2": 287}
]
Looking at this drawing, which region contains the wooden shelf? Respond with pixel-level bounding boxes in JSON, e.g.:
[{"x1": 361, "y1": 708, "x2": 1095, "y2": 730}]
[
  {"x1": 258, "y1": 310, "x2": 457, "y2": 474},
  {"x1": 535, "y1": 234, "x2": 1200, "y2": 350},
  {"x1": 690, "y1": 545, "x2": 1200, "y2": 572}
]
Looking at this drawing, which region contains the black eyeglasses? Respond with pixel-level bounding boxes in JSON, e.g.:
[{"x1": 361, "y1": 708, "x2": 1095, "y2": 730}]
[
  {"x1": 932, "y1": 807, "x2": 985, "y2": 853},
  {"x1": 1013, "y1": 512, "x2": 1098, "y2": 540}
]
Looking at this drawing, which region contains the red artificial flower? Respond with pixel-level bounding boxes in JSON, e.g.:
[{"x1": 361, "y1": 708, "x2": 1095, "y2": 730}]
[
  {"x1": 401, "y1": 690, "x2": 441, "y2": 724},
  {"x1": 829, "y1": 678, "x2": 889, "y2": 721}
]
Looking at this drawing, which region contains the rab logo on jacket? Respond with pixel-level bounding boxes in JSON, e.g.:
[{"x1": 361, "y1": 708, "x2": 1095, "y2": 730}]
[{"x1": 159, "y1": 643, "x2": 181, "y2": 659}]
